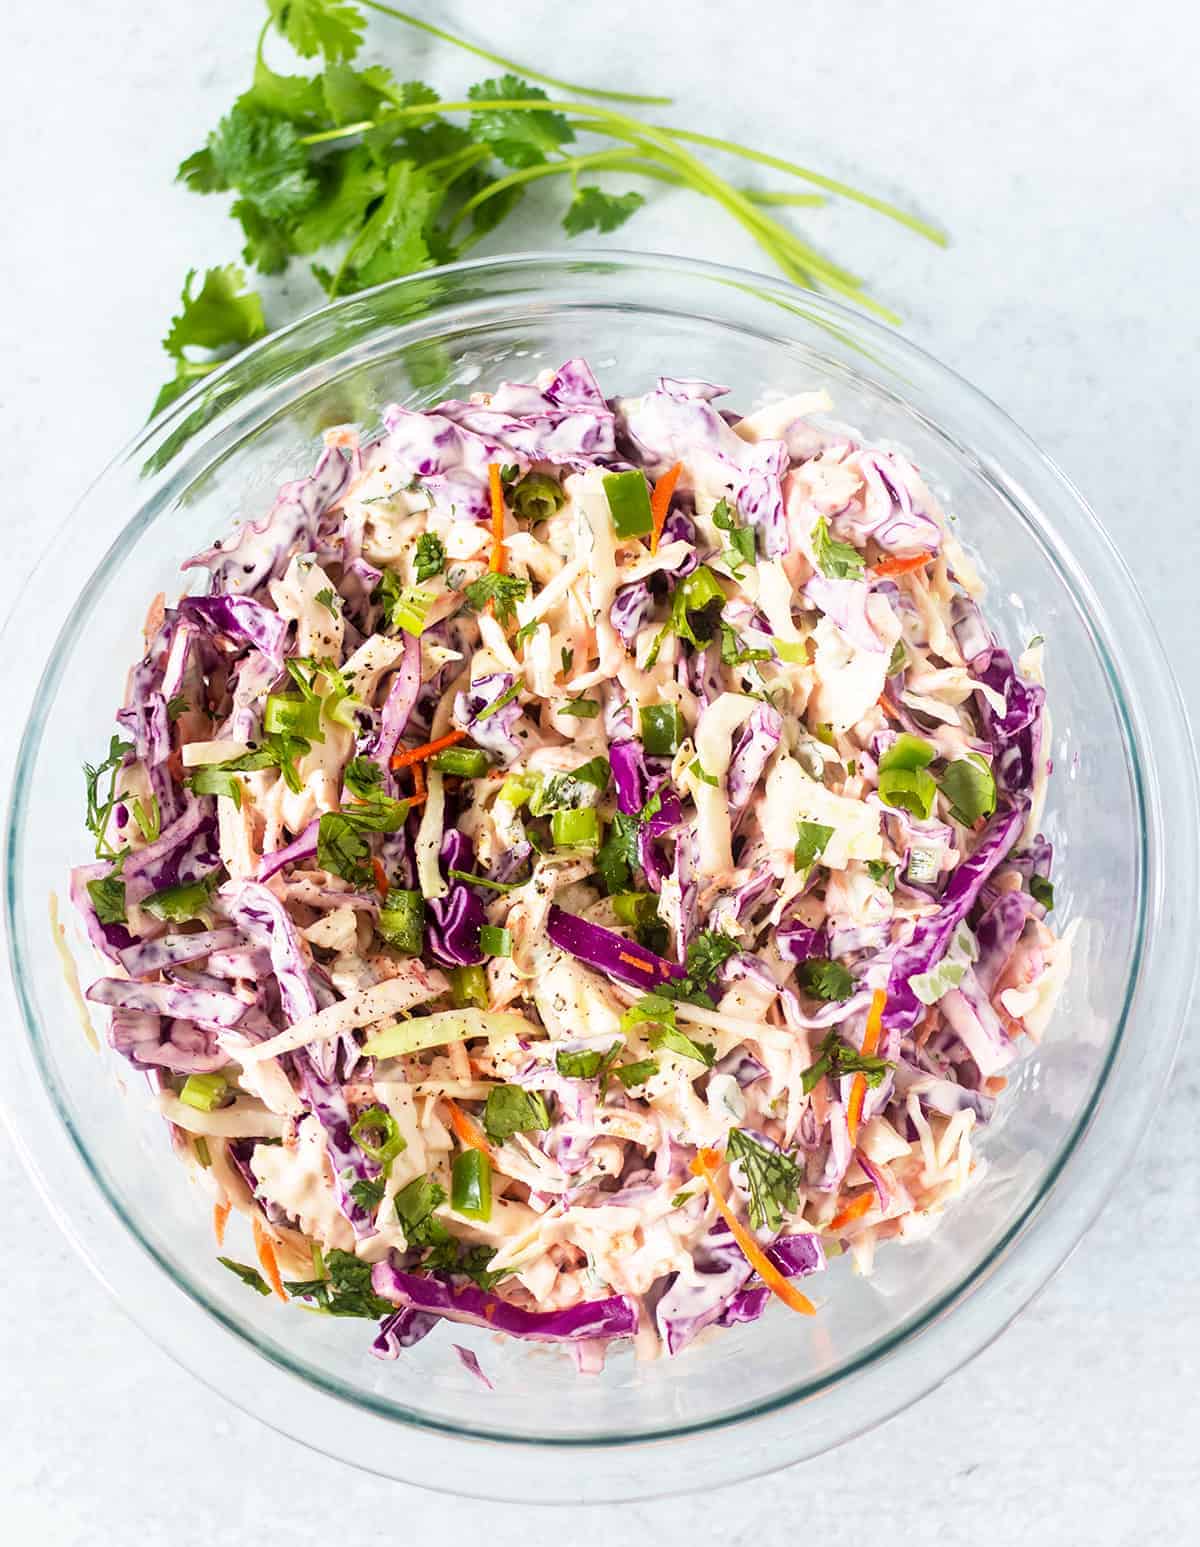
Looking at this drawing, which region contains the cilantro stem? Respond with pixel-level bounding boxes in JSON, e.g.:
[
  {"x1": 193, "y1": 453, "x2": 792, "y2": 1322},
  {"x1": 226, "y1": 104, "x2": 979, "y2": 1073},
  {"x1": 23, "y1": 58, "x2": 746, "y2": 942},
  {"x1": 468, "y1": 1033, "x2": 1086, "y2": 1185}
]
[
  {"x1": 420, "y1": 144, "x2": 494, "y2": 183},
  {"x1": 744, "y1": 190, "x2": 829, "y2": 207},
  {"x1": 448, "y1": 150, "x2": 825, "y2": 237},
  {"x1": 596, "y1": 122, "x2": 900, "y2": 318},
  {"x1": 447, "y1": 150, "x2": 651, "y2": 235},
  {"x1": 358, "y1": 1, "x2": 674, "y2": 105},
  {"x1": 326, "y1": 218, "x2": 372, "y2": 298},
  {"x1": 301, "y1": 121, "x2": 377, "y2": 145},
  {"x1": 658, "y1": 127, "x2": 949, "y2": 246},
  {"x1": 298, "y1": 96, "x2": 915, "y2": 319}
]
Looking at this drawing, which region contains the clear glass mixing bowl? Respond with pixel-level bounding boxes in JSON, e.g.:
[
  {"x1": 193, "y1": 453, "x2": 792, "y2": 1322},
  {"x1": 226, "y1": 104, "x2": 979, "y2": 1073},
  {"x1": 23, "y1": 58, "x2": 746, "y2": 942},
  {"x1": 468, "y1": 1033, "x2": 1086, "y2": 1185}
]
[{"x1": 1, "y1": 253, "x2": 1195, "y2": 1501}]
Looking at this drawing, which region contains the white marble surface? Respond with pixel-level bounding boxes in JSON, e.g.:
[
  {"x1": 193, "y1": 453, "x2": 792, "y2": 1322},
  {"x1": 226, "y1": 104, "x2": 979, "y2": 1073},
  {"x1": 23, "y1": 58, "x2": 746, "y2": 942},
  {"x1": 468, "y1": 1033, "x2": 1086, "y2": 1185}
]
[{"x1": 3, "y1": 0, "x2": 1198, "y2": 1539}]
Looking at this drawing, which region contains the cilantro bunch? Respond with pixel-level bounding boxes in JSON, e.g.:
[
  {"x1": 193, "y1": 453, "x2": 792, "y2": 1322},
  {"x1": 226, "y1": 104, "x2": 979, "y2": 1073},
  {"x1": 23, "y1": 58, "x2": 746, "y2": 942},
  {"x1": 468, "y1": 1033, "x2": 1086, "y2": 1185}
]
[{"x1": 153, "y1": 0, "x2": 945, "y2": 414}]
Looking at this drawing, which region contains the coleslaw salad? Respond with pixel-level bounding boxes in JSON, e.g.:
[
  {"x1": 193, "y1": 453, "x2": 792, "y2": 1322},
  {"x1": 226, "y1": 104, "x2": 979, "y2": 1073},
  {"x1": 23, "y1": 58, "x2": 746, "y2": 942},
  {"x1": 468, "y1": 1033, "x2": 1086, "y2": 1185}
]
[{"x1": 68, "y1": 358, "x2": 1064, "y2": 1374}]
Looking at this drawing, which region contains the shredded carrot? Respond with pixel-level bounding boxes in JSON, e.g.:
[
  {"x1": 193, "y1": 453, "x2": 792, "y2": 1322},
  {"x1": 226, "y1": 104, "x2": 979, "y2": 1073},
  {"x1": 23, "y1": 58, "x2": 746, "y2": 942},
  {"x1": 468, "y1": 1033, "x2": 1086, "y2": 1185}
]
[
  {"x1": 618, "y1": 950, "x2": 655, "y2": 973},
  {"x1": 371, "y1": 857, "x2": 389, "y2": 901},
  {"x1": 411, "y1": 760, "x2": 427, "y2": 799},
  {"x1": 872, "y1": 550, "x2": 934, "y2": 578},
  {"x1": 251, "y1": 1217, "x2": 288, "y2": 1302},
  {"x1": 391, "y1": 729, "x2": 467, "y2": 769},
  {"x1": 847, "y1": 988, "x2": 888, "y2": 1147},
  {"x1": 862, "y1": 987, "x2": 886, "y2": 1057},
  {"x1": 915, "y1": 1007, "x2": 938, "y2": 1048},
  {"x1": 443, "y1": 1096, "x2": 492, "y2": 1158},
  {"x1": 690, "y1": 1149, "x2": 816, "y2": 1316},
  {"x1": 648, "y1": 461, "x2": 683, "y2": 555},
  {"x1": 846, "y1": 1078, "x2": 867, "y2": 1146},
  {"x1": 877, "y1": 692, "x2": 901, "y2": 721},
  {"x1": 828, "y1": 1191, "x2": 874, "y2": 1232},
  {"x1": 212, "y1": 1197, "x2": 231, "y2": 1248},
  {"x1": 488, "y1": 462, "x2": 506, "y2": 574}
]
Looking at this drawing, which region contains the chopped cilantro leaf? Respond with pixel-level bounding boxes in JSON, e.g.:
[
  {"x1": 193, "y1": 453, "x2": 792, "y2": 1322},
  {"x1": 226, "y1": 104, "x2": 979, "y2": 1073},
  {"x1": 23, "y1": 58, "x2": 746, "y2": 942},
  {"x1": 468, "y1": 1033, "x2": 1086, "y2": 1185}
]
[
  {"x1": 562, "y1": 185, "x2": 645, "y2": 235},
  {"x1": 711, "y1": 497, "x2": 757, "y2": 572},
  {"x1": 483, "y1": 1085, "x2": 551, "y2": 1143},
  {"x1": 343, "y1": 755, "x2": 385, "y2": 799},
  {"x1": 796, "y1": 957, "x2": 855, "y2": 1002},
  {"x1": 649, "y1": 1023, "x2": 716, "y2": 1067},
  {"x1": 218, "y1": 1257, "x2": 272, "y2": 1296},
  {"x1": 395, "y1": 1175, "x2": 449, "y2": 1246},
  {"x1": 800, "y1": 1031, "x2": 895, "y2": 1094},
  {"x1": 811, "y1": 515, "x2": 866, "y2": 581},
  {"x1": 1030, "y1": 875, "x2": 1054, "y2": 911},
  {"x1": 349, "y1": 1176, "x2": 386, "y2": 1213},
  {"x1": 86, "y1": 871, "x2": 127, "y2": 925},
  {"x1": 866, "y1": 859, "x2": 896, "y2": 892},
  {"x1": 614, "y1": 1057, "x2": 658, "y2": 1088},
  {"x1": 726, "y1": 1128, "x2": 803, "y2": 1231},
  {"x1": 317, "y1": 793, "x2": 412, "y2": 887},
  {"x1": 82, "y1": 736, "x2": 133, "y2": 859},
  {"x1": 794, "y1": 820, "x2": 834, "y2": 873},
  {"x1": 463, "y1": 571, "x2": 530, "y2": 626},
  {"x1": 684, "y1": 930, "x2": 739, "y2": 988}
]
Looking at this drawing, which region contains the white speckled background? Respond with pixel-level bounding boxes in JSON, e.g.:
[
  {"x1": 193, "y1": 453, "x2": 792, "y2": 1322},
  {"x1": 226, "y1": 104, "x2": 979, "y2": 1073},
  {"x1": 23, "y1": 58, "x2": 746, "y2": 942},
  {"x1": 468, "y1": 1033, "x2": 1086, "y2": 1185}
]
[{"x1": 3, "y1": 0, "x2": 1197, "y2": 1539}]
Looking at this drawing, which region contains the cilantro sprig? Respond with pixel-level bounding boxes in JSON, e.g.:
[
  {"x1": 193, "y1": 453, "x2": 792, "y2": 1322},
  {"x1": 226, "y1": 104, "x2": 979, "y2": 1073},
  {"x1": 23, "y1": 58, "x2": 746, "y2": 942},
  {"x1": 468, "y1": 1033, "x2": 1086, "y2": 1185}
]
[
  {"x1": 82, "y1": 736, "x2": 133, "y2": 859},
  {"x1": 151, "y1": 1, "x2": 943, "y2": 414},
  {"x1": 796, "y1": 956, "x2": 856, "y2": 1002},
  {"x1": 283, "y1": 1247, "x2": 396, "y2": 1318},
  {"x1": 711, "y1": 497, "x2": 757, "y2": 574},
  {"x1": 800, "y1": 1032, "x2": 895, "y2": 1093},
  {"x1": 463, "y1": 572, "x2": 529, "y2": 626},
  {"x1": 317, "y1": 789, "x2": 412, "y2": 887},
  {"x1": 811, "y1": 516, "x2": 866, "y2": 581},
  {"x1": 390, "y1": 1174, "x2": 507, "y2": 1290},
  {"x1": 726, "y1": 1128, "x2": 803, "y2": 1232},
  {"x1": 621, "y1": 995, "x2": 715, "y2": 1067}
]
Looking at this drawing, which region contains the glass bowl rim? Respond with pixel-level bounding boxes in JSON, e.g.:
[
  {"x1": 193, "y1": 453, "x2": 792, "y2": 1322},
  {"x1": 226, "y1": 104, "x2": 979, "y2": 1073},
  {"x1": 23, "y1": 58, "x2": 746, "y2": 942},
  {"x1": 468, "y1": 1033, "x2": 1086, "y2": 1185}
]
[{"x1": 2, "y1": 249, "x2": 1196, "y2": 1480}]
